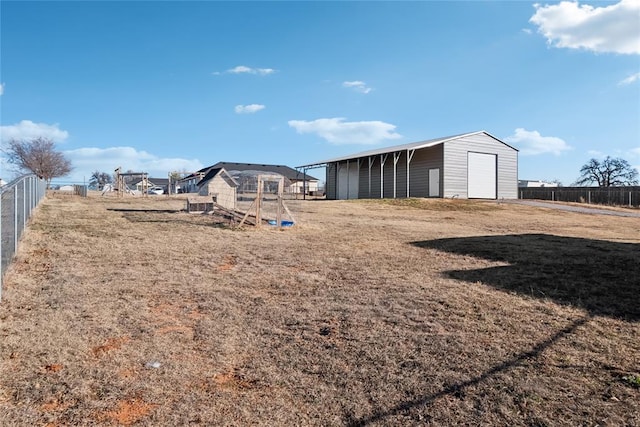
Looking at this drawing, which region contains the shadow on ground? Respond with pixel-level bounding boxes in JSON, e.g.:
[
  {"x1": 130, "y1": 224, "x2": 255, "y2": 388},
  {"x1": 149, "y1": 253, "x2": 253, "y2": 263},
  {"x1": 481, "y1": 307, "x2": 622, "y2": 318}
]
[
  {"x1": 107, "y1": 208, "x2": 233, "y2": 228},
  {"x1": 412, "y1": 233, "x2": 639, "y2": 321},
  {"x1": 348, "y1": 234, "x2": 638, "y2": 425},
  {"x1": 347, "y1": 315, "x2": 591, "y2": 426},
  {"x1": 106, "y1": 208, "x2": 182, "y2": 213}
]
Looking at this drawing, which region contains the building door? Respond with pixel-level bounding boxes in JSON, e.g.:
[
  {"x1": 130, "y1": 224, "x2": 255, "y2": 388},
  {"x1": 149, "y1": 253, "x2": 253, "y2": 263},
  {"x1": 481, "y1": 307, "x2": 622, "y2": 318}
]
[
  {"x1": 429, "y1": 168, "x2": 440, "y2": 197},
  {"x1": 468, "y1": 152, "x2": 497, "y2": 199},
  {"x1": 337, "y1": 161, "x2": 359, "y2": 199},
  {"x1": 337, "y1": 163, "x2": 349, "y2": 199}
]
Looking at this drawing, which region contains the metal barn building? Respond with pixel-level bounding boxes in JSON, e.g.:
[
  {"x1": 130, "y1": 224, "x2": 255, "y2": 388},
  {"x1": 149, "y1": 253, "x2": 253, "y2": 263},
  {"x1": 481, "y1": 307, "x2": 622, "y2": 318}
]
[{"x1": 300, "y1": 131, "x2": 518, "y2": 200}]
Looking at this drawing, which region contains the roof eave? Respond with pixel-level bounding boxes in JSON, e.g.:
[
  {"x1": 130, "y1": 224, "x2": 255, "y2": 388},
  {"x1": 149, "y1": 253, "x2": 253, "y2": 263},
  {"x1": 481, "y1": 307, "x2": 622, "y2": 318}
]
[{"x1": 297, "y1": 130, "x2": 518, "y2": 167}]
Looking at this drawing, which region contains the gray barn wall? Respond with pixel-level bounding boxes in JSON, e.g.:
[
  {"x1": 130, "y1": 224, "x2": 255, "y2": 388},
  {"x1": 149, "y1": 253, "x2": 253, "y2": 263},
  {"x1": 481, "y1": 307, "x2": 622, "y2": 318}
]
[
  {"x1": 355, "y1": 157, "x2": 377, "y2": 199},
  {"x1": 408, "y1": 145, "x2": 443, "y2": 197},
  {"x1": 355, "y1": 153, "x2": 410, "y2": 199},
  {"x1": 395, "y1": 152, "x2": 408, "y2": 199},
  {"x1": 383, "y1": 156, "x2": 394, "y2": 198},
  {"x1": 323, "y1": 133, "x2": 517, "y2": 200},
  {"x1": 380, "y1": 152, "x2": 409, "y2": 199},
  {"x1": 326, "y1": 163, "x2": 337, "y2": 199},
  {"x1": 370, "y1": 157, "x2": 381, "y2": 198},
  {"x1": 443, "y1": 134, "x2": 518, "y2": 199},
  {"x1": 330, "y1": 146, "x2": 443, "y2": 199},
  {"x1": 358, "y1": 159, "x2": 369, "y2": 198}
]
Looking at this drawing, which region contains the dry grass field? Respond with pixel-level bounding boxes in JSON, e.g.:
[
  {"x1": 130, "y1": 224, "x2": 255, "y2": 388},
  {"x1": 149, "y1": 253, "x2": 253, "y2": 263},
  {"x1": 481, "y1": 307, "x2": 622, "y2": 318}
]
[{"x1": 0, "y1": 192, "x2": 638, "y2": 426}]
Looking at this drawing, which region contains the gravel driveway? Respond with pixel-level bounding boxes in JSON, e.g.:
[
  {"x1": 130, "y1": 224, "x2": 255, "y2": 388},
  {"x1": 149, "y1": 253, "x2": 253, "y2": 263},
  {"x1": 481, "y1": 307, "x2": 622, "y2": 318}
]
[{"x1": 502, "y1": 199, "x2": 640, "y2": 218}]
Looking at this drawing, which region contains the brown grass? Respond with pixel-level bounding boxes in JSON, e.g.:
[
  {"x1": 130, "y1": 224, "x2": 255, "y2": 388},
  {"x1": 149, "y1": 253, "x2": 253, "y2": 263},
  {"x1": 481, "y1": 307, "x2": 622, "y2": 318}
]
[{"x1": 0, "y1": 193, "x2": 638, "y2": 426}]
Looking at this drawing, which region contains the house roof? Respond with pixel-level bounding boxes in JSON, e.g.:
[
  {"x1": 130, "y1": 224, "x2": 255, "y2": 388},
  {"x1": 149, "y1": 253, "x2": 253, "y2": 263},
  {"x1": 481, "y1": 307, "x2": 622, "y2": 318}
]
[
  {"x1": 180, "y1": 162, "x2": 318, "y2": 182},
  {"x1": 148, "y1": 178, "x2": 169, "y2": 186},
  {"x1": 297, "y1": 130, "x2": 518, "y2": 168},
  {"x1": 196, "y1": 167, "x2": 239, "y2": 187},
  {"x1": 201, "y1": 162, "x2": 319, "y2": 181}
]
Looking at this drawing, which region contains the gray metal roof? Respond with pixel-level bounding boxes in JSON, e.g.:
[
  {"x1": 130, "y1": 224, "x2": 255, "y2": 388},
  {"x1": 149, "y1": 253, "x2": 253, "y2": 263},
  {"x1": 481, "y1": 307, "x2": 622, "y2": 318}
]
[
  {"x1": 196, "y1": 167, "x2": 239, "y2": 187},
  {"x1": 297, "y1": 130, "x2": 515, "y2": 168},
  {"x1": 196, "y1": 162, "x2": 319, "y2": 181}
]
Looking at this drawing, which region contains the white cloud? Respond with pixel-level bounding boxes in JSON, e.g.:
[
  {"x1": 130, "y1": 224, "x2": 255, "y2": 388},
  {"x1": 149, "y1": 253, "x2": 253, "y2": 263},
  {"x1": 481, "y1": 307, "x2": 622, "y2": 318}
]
[
  {"x1": 234, "y1": 104, "x2": 266, "y2": 114},
  {"x1": 215, "y1": 65, "x2": 276, "y2": 76},
  {"x1": 0, "y1": 83, "x2": 4, "y2": 95},
  {"x1": 530, "y1": 0, "x2": 640, "y2": 55},
  {"x1": 343, "y1": 81, "x2": 373, "y2": 94},
  {"x1": 522, "y1": 28, "x2": 533, "y2": 35},
  {"x1": 619, "y1": 72, "x2": 640, "y2": 85},
  {"x1": 587, "y1": 149, "x2": 605, "y2": 158},
  {"x1": 0, "y1": 120, "x2": 69, "y2": 143},
  {"x1": 288, "y1": 117, "x2": 402, "y2": 145},
  {"x1": 62, "y1": 146, "x2": 203, "y2": 183},
  {"x1": 504, "y1": 128, "x2": 572, "y2": 156}
]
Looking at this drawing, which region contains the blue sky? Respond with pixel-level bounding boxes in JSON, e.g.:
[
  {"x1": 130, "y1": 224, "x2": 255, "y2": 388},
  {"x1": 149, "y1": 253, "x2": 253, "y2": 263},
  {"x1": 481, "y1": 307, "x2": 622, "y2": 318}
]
[{"x1": 1, "y1": 0, "x2": 639, "y2": 186}]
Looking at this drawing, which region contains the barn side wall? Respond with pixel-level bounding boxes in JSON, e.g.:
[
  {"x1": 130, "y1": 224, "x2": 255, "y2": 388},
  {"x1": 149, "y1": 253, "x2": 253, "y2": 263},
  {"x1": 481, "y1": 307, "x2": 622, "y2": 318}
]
[
  {"x1": 330, "y1": 146, "x2": 444, "y2": 199},
  {"x1": 326, "y1": 163, "x2": 337, "y2": 200},
  {"x1": 358, "y1": 159, "x2": 369, "y2": 198},
  {"x1": 409, "y1": 145, "x2": 444, "y2": 197},
  {"x1": 443, "y1": 134, "x2": 518, "y2": 199},
  {"x1": 323, "y1": 133, "x2": 517, "y2": 200}
]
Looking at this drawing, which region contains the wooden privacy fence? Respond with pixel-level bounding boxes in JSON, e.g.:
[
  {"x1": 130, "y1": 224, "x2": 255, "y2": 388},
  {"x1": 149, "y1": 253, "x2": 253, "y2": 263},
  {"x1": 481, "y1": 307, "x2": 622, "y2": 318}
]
[{"x1": 519, "y1": 186, "x2": 640, "y2": 208}]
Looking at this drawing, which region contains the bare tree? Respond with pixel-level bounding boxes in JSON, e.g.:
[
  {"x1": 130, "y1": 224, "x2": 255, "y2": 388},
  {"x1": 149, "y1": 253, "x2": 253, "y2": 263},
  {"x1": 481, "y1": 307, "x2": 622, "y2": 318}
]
[
  {"x1": 5, "y1": 137, "x2": 72, "y2": 187},
  {"x1": 89, "y1": 170, "x2": 113, "y2": 190},
  {"x1": 574, "y1": 157, "x2": 639, "y2": 187}
]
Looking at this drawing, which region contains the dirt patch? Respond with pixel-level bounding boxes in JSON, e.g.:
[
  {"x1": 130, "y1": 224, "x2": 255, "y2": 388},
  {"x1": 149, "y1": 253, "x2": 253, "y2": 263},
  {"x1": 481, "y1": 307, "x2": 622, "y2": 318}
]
[
  {"x1": 43, "y1": 364, "x2": 63, "y2": 373},
  {"x1": 91, "y1": 337, "x2": 131, "y2": 357},
  {"x1": 211, "y1": 369, "x2": 259, "y2": 391},
  {"x1": 40, "y1": 398, "x2": 72, "y2": 413},
  {"x1": 100, "y1": 397, "x2": 156, "y2": 425},
  {"x1": 217, "y1": 254, "x2": 238, "y2": 271}
]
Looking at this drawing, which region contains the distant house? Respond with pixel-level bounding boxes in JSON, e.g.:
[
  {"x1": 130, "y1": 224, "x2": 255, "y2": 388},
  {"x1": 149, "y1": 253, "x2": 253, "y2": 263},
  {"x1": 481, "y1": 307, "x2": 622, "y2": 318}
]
[
  {"x1": 518, "y1": 179, "x2": 559, "y2": 188},
  {"x1": 180, "y1": 172, "x2": 207, "y2": 194},
  {"x1": 196, "y1": 168, "x2": 238, "y2": 210},
  {"x1": 179, "y1": 162, "x2": 319, "y2": 195},
  {"x1": 131, "y1": 178, "x2": 170, "y2": 193}
]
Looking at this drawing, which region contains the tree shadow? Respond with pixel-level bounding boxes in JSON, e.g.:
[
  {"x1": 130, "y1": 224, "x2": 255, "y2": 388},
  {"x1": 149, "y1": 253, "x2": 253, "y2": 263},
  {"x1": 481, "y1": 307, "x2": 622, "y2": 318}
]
[
  {"x1": 349, "y1": 234, "x2": 638, "y2": 425},
  {"x1": 347, "y1": 315, "x2": 590, "y2": 426},
  {"x1": 412, "y1": 234, "x2": 639, "y2": 321}
]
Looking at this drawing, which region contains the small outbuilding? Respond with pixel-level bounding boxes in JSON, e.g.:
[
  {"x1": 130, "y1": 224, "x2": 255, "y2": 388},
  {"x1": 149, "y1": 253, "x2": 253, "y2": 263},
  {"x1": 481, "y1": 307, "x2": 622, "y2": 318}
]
[
  {"x1": 299, "y1": 130, "x2": 518, "y2": 200},
  {"x1": 197, "y1": 168, "x2": 238, "y2": 210}
]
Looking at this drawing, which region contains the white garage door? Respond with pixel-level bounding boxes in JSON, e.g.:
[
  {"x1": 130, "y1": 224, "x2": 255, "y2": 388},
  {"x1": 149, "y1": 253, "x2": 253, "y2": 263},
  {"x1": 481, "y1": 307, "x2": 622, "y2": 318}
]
[
  {"x1": 337, "y1": 161, "x2": 360, "y2": 199},
  {"x1": 468, "y1": 152, "x2": 497, "y2": 199}
]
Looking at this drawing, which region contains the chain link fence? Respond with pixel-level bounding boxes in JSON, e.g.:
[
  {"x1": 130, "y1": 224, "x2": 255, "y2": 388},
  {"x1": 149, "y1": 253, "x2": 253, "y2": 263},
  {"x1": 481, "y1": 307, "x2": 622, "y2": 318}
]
[{"x1": 1, "y1": 175, "x2": 47, "y2": 301}]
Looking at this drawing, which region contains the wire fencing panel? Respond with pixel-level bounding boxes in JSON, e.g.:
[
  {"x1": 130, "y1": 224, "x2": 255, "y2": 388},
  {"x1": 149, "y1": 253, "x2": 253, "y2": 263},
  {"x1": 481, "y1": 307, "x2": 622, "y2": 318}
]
[
  {"x1": 0, "y1": 175, "x2": 47, "y2": 301},
  {"x1": 519, "y1": 186, "x2": 640, "y2": 208}
]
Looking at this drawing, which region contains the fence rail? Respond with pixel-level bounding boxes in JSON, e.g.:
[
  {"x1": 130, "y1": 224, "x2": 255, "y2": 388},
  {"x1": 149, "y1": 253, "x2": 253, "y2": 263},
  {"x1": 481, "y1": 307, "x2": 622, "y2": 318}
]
[
  {"x1": 519, "y1": 186, "x2": 640, "y2": 208},
  {"x1": 1, "y1": 175, "x2": 47, "y2": 301}
]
